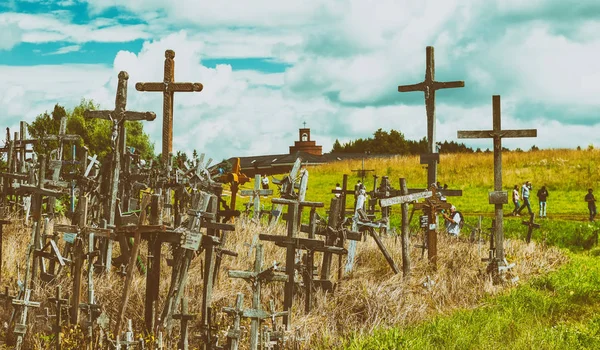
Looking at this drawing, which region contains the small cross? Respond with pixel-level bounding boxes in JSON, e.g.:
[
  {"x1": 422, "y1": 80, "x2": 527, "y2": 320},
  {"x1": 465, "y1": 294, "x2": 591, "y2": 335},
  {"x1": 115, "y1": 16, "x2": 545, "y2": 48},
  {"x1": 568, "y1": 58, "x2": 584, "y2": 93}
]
[{"x1": 302, "y1": 121, "x2": 307, "y2": 128}]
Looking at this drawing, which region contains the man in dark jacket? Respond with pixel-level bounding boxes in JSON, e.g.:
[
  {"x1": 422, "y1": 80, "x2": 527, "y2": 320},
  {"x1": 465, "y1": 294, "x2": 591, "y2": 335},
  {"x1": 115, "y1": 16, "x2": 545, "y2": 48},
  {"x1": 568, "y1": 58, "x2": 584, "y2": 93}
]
[
  {"x1": 537, "y1": 185, "x2": 549, "y2": 218},
  {"x1": 585, "y1": 188, "x2": 597, "y2": 222}
]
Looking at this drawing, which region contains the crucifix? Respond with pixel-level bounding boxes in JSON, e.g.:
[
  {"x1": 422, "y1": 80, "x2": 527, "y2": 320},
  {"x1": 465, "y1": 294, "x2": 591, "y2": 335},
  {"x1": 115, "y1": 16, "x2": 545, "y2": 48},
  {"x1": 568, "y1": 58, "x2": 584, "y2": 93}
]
[
  {"x1": 135, "y1": 49, "x2": 204, "y2": 164},
  {"x1": 398, "y1": 46, "x2": 465, "y2": 186},
  {"x1": 458, "y1": 95, "x2": 537, "y2": 263},
  {"x1": 84, "y1": 71, "x2": 156, "y2": 273}
]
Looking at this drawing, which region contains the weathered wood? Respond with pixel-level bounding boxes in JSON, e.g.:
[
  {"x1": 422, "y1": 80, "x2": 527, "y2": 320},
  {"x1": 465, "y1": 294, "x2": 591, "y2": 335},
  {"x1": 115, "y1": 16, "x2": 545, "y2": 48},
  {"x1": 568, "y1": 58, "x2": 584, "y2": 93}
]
[
  {"x1": 48, "y1": 285, "x2": 69, "y2": 350},
  {"x1": 489, "y1": 191, "x2": 509, "y2": 205},
  {"x1": 173, "y1": 297, "x2": 195, "y2": 350},
  {"x1": 241, "y1": 174, "x2": 274, "y2": 219},
  {"x1": 135, "y1": 49, "x2": 203, "y2": 164},
  {"x1": 398, "y1": 46, "x2": 465, "y2": 186},
  {"x1": 458, "y1": 95, "x2": 538, "y2": 262},
  {"x1": 12, "y1": 289, "x2": 40, "y2": 350},
  {"x1": 269, "y1": 157, "x2": 303, "y2": 227},
  {"x1": 115, "y1": 193, "x2": 151, "y2": 337},
  {"x1": 523, "y1": 213, "x2": 541, "y2": 244},
  {"x1": 380, "y1": 190, "x2": 432, "y2": 207},
  {"x1": 0, "y1": 219, "x2": 11, "y2": 285},
  {"x1": 223, "y1": 293, "x2": 244, "y2": 350},
  {"x1": 400, "y1": 178, "x2": 411, "y2": 277},
  {"x1": 419, "y1": 153, "x2": 440, "y2": 164}
]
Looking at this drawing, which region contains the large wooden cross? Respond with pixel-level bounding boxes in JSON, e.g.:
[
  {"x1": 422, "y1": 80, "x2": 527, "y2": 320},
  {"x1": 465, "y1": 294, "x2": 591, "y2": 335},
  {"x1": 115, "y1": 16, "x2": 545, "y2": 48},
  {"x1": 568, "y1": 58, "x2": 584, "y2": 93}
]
[
  {"x1": 398, "y1": 46, "x2": 465, "y2": 186},
  {"x1": 457, "y1": 95, "x2": 537, "y2": 263},
  {"x1": 84, "y1": 71, "x2": 156, "y2": 227},
  {"x1": 135, "y1": 49, "x2": 204, "y2": 164}
]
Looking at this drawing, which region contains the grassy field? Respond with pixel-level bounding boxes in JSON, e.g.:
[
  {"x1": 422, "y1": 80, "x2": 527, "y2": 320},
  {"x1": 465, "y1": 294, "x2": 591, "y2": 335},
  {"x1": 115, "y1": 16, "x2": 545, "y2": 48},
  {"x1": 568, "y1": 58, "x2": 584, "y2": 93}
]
[
  {"x1": 1, "y1": 148, "x2": 599, "y2": 349},
  {"x1": 231, "y1": 148, "x2": 600, "y2": 349}
]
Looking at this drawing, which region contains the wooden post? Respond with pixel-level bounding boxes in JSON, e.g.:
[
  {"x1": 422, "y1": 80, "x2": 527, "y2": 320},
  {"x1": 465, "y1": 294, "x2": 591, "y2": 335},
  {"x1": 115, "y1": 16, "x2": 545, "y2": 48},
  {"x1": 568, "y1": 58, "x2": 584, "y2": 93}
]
[
  {"x1": 399, "y1": 178, "x2": 411, "y2": 277},
  {"x1": 223, "y1": 293, "x2": 244, "y2": 350},
  {"x1": 458, "y1": 95, "x2": 537, "y2": 262},
  {"x1": 145, "y1": 193, "x2": 163, "y2": 334},
  {"x1": 48, "y1": 285, "x2": 69, "y2": 350},
  {"x1": 135, "y1": 49, "x2": 203, "y2": 164},
  {"x1": 398, "y1": 46, "x2": 465, "y2": 186},
  {"x1": 173, "y1": 297, "x2": 195, "y2": 350},
  {"x1": 115, "y1": 193, "x2": 151, "y2": 337},
  {"x1": 0, "y1": 219, "x2": 11, "y2": 285},
  {"x1": 12, "y1": 289, "x2": 41, "y2": 350}
]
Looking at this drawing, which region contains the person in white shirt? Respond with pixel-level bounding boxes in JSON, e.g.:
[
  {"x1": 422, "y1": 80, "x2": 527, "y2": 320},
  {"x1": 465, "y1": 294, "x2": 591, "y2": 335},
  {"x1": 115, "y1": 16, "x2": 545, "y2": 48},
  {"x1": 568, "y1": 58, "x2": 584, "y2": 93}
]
[
  {"x1": 261, "y1": 174, "x2": 269, "y2": 190},
  {"x1": 335, "y1": 183, "x2": 341, "y2": 198},
  {"x1": 442, "y1": 205, "x2": 461, "y2": 237}
]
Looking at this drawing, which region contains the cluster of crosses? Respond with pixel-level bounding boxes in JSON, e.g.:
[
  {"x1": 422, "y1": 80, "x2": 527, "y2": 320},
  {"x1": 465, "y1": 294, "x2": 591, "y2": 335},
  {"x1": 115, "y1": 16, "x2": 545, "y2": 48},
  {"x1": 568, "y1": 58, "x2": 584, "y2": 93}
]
[{"x1": 0, "y1": 46, "x2": 539, "y2": 349}]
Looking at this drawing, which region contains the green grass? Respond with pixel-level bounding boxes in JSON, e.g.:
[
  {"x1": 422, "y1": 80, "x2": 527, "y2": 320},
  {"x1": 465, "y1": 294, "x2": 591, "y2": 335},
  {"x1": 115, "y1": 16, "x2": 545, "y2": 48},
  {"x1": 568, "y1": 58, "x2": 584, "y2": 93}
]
[
  {"x1": 228, "y1": 149, "x2": 600, "y2": 349},
  {"x1": 338, "y1": 252, "x2": 600, "y2": 350}
]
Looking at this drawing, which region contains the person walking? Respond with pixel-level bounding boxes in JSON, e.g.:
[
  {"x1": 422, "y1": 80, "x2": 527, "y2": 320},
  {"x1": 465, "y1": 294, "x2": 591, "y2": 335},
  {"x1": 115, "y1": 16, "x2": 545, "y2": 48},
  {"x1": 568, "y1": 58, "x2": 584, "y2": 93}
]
[
  {"x1": 334, "y1": 183, "x2": 341, "y2": 198},
  {"x1": 537, "y1": 185, "x2": 549, "y2": 218},
  {"x1": 261, "y1": 174, "x2": 269, "y2": 190},
  {"x1": 585, "y1": 188, "x2": 597, "y2": 222},
  {"x1": 512, "y1": 184, "x2": 520, "y2": 216},
  {"x1": 516, "y1": 181, "x2": 533, "y2": 216},
  {"x1": 442, "y1": 205, "x2": 461, "y2": 237}
]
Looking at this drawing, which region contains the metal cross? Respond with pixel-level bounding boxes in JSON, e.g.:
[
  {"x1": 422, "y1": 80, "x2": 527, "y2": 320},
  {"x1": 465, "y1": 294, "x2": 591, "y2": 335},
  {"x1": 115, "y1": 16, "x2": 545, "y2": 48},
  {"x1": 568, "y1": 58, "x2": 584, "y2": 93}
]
[
  {"x1": 398, "y1": 46, "x2": 465, "y2": 186},
  {"x1": 457, "y1": 95, "x2": 537, "y2": 263},
  {"x1": 135, "y1": 49, "x2": 204, "y2": 164}
]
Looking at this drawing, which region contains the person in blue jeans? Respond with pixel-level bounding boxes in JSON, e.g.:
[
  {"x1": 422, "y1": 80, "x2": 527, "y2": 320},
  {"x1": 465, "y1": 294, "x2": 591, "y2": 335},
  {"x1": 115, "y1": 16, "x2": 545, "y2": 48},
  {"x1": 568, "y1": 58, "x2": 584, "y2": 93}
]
[
  {"x1": 512, "y1": 184, "x2": 520, "y2": 216},
  {"x1": 537, "y1": 185, "x2": 549, "y2": 218},
  {"x1": 516, "y1": 181, "x2": 532, "y2": 216}
]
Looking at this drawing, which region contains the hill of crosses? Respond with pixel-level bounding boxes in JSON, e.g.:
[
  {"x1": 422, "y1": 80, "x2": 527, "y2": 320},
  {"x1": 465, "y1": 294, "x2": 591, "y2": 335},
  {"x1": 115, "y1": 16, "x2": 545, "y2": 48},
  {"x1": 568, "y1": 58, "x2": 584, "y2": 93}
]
[{"x1": 0, "y1": 48, "x2": 565, "y2": 350}]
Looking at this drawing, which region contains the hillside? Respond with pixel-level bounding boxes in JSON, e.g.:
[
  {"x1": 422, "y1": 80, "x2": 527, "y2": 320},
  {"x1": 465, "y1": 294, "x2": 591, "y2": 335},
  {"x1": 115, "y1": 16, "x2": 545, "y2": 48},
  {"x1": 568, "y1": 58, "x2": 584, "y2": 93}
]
[{"x1": 2, "y1": 148, "x2": 599, "y2": 349}]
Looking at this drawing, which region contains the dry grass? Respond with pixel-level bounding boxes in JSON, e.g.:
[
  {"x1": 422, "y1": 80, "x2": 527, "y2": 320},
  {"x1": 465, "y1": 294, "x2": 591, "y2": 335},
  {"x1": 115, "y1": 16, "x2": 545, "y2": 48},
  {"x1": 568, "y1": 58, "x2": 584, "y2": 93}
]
[{"x1": 0, "y1": 213, "x2": 567, "y2": 349}]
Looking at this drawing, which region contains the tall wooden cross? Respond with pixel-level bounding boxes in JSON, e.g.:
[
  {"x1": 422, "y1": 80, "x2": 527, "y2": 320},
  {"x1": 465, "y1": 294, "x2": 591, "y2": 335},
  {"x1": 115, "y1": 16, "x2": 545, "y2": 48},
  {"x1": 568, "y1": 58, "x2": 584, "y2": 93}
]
[
  {"x1": 398, "y1": 46, "x2": 465, "y2": 186},
  {"x1": 457, "y1": 95, "x2": 537, "y2": 263},
  {"x1": 135, "y1": 49, "x2": 204, "y2": 164},
  {"x1": 84, "y1": 70, "x2": 156, "y2": 228}
]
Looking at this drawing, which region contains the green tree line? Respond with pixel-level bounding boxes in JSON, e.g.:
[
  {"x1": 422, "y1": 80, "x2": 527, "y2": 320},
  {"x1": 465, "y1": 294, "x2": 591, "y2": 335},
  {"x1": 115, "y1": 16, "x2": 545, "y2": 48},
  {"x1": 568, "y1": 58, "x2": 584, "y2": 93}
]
[{"x1": 331, "y1": 128, "x2": 475, "y2": 155}]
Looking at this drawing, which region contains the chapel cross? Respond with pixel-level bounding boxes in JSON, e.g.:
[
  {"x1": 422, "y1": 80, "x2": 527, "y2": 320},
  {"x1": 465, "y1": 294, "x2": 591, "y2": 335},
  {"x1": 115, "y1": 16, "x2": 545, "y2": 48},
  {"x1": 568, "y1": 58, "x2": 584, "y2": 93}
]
[
  {"x1": 398, "y1": 46, "x2": 465, "y2": 186},
  {"x1": 457, "y1": 95, "x2": 537, "y2": 263},
  {"x1": 135, "y1": 49, "x2": 204, "y2": 164}
]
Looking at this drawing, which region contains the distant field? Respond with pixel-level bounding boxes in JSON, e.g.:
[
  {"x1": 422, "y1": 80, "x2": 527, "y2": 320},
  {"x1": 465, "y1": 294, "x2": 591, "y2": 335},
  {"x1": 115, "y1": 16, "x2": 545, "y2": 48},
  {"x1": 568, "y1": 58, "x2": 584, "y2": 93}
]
[{"x1": 236, "y1": 148, "x2": 600, "y2": 226}]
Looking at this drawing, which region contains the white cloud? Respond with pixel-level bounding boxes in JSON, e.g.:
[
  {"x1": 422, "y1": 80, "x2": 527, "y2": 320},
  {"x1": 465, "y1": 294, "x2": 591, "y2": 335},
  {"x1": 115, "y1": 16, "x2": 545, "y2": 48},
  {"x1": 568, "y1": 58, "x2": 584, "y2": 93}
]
[
  {"x1": 0, "y1": 12, "x2": 153, "y2": 44},
  {"x1": 0, "y1": 22, "x2": 23, "y2": 50},
  {"x1": 1, "y1": 0, "x2": 600, "y2": 162},
  {"x1": 46, "y1": 44, "x2": 82, "y2": 55}
]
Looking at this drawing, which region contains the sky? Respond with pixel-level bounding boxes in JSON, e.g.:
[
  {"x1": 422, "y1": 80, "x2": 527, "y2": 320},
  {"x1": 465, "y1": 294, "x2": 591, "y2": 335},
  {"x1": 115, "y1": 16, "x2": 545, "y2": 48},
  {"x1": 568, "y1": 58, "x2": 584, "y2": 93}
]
[{"x1": 1, "y1": 0, "x2": 599, "y2": 162}]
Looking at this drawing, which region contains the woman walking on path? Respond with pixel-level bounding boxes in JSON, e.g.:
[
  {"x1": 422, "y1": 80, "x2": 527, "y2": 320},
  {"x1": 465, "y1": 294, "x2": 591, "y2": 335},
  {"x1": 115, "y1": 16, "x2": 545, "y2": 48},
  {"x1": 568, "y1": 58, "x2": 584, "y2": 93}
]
[{"x1": 512, "y1": 185, "x2": 520, "y2": 216}]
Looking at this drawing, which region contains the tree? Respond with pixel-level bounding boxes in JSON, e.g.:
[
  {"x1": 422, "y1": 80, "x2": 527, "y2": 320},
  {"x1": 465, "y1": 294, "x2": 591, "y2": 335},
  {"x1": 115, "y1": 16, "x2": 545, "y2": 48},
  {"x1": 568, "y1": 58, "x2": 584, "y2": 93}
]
[
  {"x1": 331, "y1": 139, "x2": 342, "y2": 152},
  {"x1": 28, "y1": 98, "x2": 155, "y2": 163}
]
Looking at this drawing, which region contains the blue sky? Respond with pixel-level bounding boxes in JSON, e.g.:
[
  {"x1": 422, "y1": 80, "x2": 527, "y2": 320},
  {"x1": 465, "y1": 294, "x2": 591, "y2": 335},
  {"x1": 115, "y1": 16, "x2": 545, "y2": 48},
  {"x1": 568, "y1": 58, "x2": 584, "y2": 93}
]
[{"x1": 1, "y1": 0, "x2": 599, "y2": 161}]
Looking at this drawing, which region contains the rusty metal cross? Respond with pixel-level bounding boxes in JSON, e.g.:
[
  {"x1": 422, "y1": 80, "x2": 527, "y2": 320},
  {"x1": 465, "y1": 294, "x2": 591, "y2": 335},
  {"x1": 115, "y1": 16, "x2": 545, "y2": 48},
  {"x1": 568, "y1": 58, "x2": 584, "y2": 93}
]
[
  {"x1": 135, "y1": 49, "x2": 204, "y2": 164},
  {"x1": 398, "y1": 46, "x2": 465, "y2": 186},
  {"x1": 457, "y1": 95, "x2": 537, "y2": 262}
]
